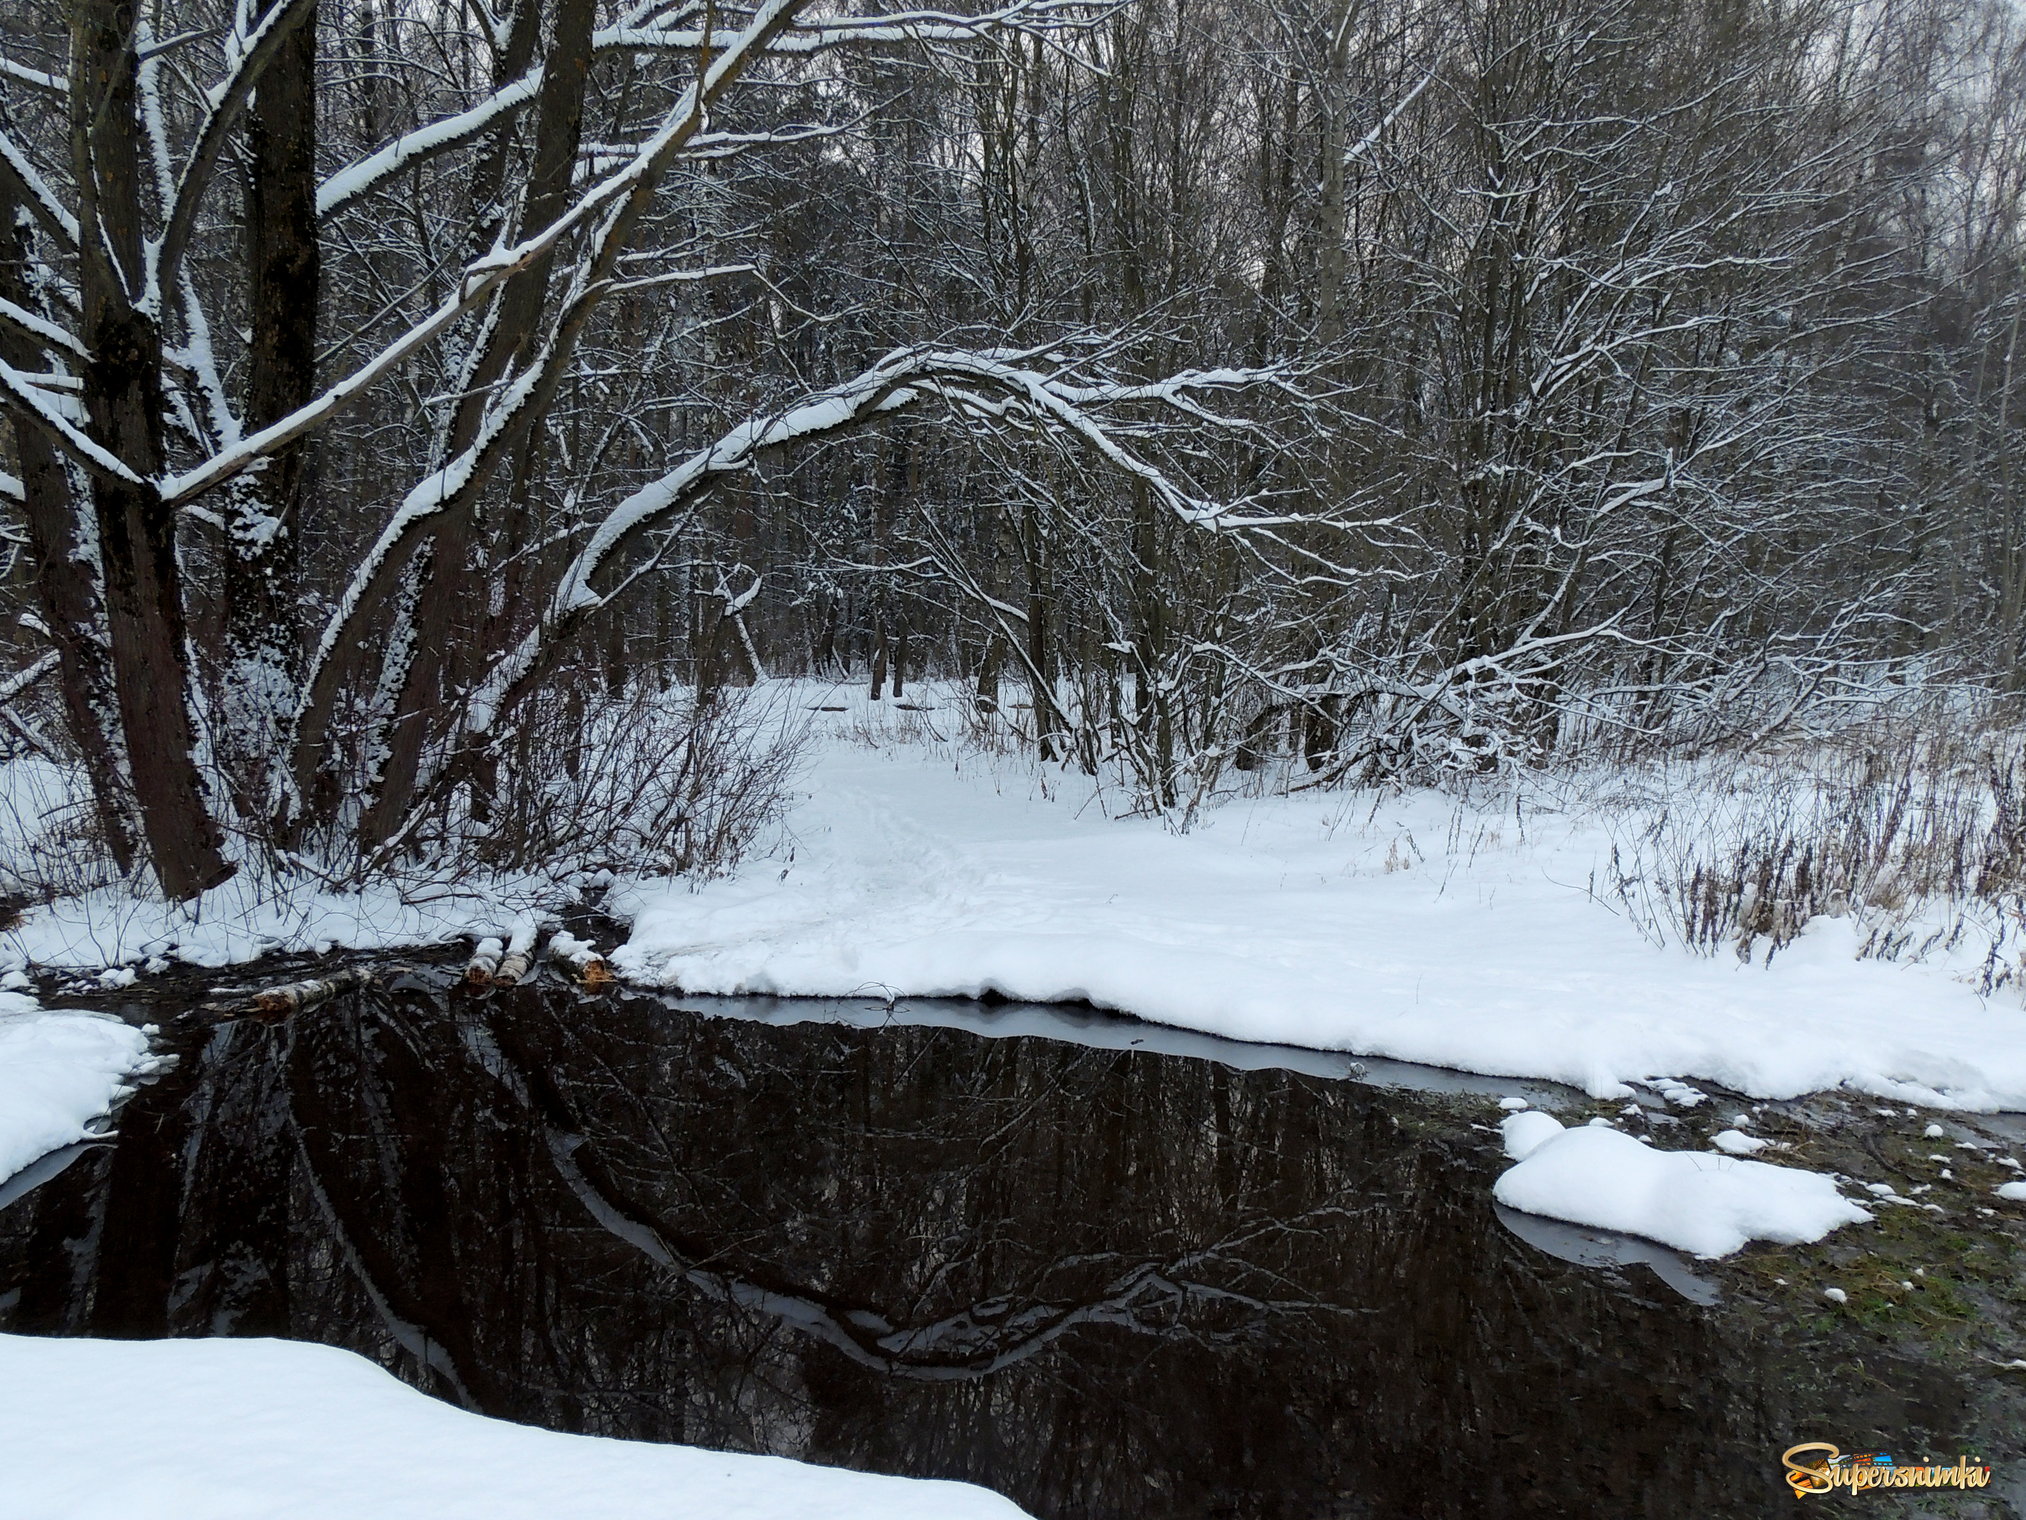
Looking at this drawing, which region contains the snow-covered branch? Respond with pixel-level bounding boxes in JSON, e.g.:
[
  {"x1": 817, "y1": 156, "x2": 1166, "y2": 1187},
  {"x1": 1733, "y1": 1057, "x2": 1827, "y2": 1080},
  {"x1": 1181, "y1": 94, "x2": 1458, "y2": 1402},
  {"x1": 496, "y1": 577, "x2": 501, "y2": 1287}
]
[
  {"x1": 0, "y1": 650, "x2": 57, "y2": 709},
  {"x1": 0, "y1": 358, "x2": 146, "y2": 485},
  {"x1": 460, "y1": 347, "x2": 1286, "y2": 737},
  {"x1": 0, "y1": 126, "x2": 77, "y2": 249},
  {"x1": 315, "y1": 0, "x2": 1121, "y2": 219}
]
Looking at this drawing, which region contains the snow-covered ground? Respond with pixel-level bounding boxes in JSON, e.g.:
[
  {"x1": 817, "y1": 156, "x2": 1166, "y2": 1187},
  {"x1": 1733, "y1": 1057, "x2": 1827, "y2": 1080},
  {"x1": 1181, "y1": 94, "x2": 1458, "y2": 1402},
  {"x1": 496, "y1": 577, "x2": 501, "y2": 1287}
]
[
  {"x1": 0, "y1": 990, "x2": 152, "y2": 1185},
  {"x1": 0, "y1": 1334, "x2": 1029, "y2": 1520},
  {"x1": 613, "y1": 698, "x2": 2026, "y2": 1111},
  {"x1": 12, "y1": 689, "x2": 2022, "y2": 1117}
]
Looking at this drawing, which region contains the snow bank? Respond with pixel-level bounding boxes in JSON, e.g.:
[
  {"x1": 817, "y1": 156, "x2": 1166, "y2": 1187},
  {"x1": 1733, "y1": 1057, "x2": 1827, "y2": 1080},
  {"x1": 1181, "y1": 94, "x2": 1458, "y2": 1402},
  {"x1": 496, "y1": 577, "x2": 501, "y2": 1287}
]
[
  {"x1": 0, "y1": 1334, "x2": 1029, "y2": 1520},
  {"x1": 0, "y1": 991, "x2": 149, "y2": 1185},
  {"x1": 611, "y1": 713, "x2": 2026, "y2": 1110},
  {"x1": 2, "y1": 870, "x2": 555, "y2": 973},
  {"x1": 1493, "y1": 1111, "x2": 1873, "y2": 1259}
]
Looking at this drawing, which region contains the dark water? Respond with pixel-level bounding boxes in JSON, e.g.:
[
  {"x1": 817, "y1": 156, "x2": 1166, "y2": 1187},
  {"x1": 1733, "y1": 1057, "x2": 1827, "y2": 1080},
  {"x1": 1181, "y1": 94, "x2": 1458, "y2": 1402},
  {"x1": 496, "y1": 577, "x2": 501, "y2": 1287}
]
[{"x1": 0, "y1": 976, "x2": 1976, "y2": 1518}]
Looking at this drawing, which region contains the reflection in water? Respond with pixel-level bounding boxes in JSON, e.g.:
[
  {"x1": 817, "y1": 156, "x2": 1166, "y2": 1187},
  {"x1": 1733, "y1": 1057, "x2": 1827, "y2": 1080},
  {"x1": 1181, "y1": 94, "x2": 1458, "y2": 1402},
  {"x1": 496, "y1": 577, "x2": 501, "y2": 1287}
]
[{"x1": 0, "y1": 978, "x2": 1892, "y2": 1517}]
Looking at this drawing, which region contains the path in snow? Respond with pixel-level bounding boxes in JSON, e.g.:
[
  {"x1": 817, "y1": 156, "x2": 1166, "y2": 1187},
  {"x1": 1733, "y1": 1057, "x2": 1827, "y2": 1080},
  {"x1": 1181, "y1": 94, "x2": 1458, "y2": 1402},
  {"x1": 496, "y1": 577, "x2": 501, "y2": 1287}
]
[{"x1": 616, "y1": 718, "x2": 2026, "y2": 1111}]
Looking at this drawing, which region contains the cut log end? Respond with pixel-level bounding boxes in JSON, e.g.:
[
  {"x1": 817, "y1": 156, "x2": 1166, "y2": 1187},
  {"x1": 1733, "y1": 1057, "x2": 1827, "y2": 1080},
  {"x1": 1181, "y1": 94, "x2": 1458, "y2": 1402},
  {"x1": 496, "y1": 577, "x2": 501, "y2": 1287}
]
[{"x1": 545, "y1": 931, "x2": 615, "y2": 991}]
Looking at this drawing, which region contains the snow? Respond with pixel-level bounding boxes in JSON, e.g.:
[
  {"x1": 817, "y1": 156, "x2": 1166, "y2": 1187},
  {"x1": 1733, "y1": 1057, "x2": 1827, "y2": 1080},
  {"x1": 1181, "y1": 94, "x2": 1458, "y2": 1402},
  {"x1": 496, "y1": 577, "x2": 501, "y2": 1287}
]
[
  {"x1": 0, "y1": 1334, "x2": 1029, "y2": 1520},
  {"x1": 3, "y1": 868, "x2": 553, "y2": 973},
  {"x1": 612, "y1": 702, "x2": 2026, "y2": 1111},
  {"x1": 1648, "y1": 1078, "x2": 1708, "y2": 1107},
  {"x1": 1711, "y1": 1129, "x2": 1771, "y2": 1156},
  {"x1": 1492, "y1": 1111, "x2": 1873, "y2": 1259},
  {"x1": 0, "y1": 991, "x2": 150, "y2": 1185},
  {"x1": 1998, "y1": 1182, "x2": 2026, "y2": 1203}
]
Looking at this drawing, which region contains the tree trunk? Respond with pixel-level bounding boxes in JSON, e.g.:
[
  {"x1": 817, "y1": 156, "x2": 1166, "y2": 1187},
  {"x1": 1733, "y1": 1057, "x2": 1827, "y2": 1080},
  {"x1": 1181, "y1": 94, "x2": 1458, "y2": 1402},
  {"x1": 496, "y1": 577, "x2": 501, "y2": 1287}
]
[
  {"x1": 71, "y1": 0, "x2": 231, "y2": 898},
  {"x1": 227, "y1": 0, "x2": 321, "y2": 823},
  {"x1": 359, "y1": 0, "x2": 596, "y2": 854},
  {"x1": 0, "y1": 191, "x2": 138, "y2": 871}
]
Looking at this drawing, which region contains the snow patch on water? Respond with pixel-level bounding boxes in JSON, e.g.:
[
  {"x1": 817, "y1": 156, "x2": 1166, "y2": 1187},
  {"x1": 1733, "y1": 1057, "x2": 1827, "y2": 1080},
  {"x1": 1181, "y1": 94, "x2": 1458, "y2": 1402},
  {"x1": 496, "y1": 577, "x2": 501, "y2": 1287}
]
[
  {"x1": 0, "y1": 990, "x2": 151, "y2": 1185},
  {"x1": 1493, "y1": 1111, "x2": 1872, "y2": 1259}
]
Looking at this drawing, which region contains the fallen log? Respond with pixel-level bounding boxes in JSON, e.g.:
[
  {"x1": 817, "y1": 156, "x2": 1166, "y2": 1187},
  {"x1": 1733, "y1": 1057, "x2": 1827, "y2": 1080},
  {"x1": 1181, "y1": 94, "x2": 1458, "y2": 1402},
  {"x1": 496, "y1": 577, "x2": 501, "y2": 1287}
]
[
  {"x1": 547, "y1": 931, "x2": 615, "y2": 990},
  {"x1": 494, "y1": 917, "x2": 539, "y2": 985},
  {"x1": 196, "y1": 965, "x2": 376, "y2": 1021},
  {"x1": 465, "y1": 937, "x2": 504, "y2": 984}
]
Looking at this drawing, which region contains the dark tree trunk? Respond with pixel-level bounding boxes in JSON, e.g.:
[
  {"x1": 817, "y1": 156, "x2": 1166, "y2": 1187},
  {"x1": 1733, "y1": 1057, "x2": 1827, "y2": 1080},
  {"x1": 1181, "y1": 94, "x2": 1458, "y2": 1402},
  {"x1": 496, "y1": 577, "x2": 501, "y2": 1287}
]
[
  {"x1": 975, "y1": 637, "x2": 1002, "y2": 715},
  {"x1": 228, "y1": 0, "x2": 321, "y2": 821},
  {"x1": 0, "y1": 191, "x2": 139, "y2": 871},
  {"x1": 360, "y1": 0, "x2": 597, "y2": 854},
  {"x1": 71, "y1": 0, "x2": 231, "y2": 898}
]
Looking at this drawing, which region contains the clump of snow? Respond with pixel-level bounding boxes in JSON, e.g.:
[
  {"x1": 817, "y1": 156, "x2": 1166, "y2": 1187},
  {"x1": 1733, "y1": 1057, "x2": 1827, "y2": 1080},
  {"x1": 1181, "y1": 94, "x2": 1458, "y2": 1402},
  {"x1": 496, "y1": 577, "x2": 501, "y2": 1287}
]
[
  {"x1": 611, "y1": 704, "x2": 2026, "y2": 1110},
  {"x1": 1997, "y1": 1182, "x2": 2026, "y2": 1203},
  {"x1": 1824, "y1": 1287, "x2": 1848, "y2": 1304},
  {"x1": 0, "y1": 990, "x2": 152, "y2": 1184},
  {"x1": 0, "y1": 1334, "x2": 1029, "y2": 1520},
  {"x1": 1492, "y1": 1111, "x2": 1873, "y2": 1259},
  {"x1": 1648, "y1": 1078, "x2": 1708, "y2": 1107},
  {"x1": 548, "y1": 930, "x2": 598, "y2": 962},
  {"x1": 1711, "y1": 1129, "x2": 1770, "y2": 1156}
]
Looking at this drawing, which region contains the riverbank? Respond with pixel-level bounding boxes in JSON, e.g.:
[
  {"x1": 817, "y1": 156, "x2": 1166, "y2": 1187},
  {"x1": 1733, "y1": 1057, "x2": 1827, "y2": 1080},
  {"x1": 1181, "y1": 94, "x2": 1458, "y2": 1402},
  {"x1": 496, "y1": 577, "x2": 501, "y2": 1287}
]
[
  {"x1": 11, "y1": 689, "x2": 2024, "y2": 1110},
  {"x1": 614, "y1": 695, "x2": 2026, "y2": 1110}
]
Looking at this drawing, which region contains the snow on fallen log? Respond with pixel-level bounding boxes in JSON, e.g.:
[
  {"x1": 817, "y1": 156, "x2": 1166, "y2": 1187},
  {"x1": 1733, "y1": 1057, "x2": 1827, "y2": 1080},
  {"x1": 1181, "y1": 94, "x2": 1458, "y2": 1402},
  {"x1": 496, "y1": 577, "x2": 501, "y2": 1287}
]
[
  {"x1": 1492, "y1": 1110, "x2": 1873, "y2": 1260},
  {"x1": 465, "y1": 937, "x2": 504, "y2": 984},
  {"x1": 494, "y1": 917, "x2": 539, "y2": 986},
  {"x1": 547, "y1": 931, "x2": 614, "y2": 989}
]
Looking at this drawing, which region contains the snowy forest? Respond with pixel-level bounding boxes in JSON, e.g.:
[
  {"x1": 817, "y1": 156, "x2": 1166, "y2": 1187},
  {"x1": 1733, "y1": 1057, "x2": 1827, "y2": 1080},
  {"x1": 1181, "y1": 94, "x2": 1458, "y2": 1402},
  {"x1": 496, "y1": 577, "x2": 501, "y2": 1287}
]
[
  {"x1": 7, "y1": 0, "x2": 2026, "y2": 903},
  {"x1": 12, "y1": 2, "x2": 2026, "y2": 1516}
]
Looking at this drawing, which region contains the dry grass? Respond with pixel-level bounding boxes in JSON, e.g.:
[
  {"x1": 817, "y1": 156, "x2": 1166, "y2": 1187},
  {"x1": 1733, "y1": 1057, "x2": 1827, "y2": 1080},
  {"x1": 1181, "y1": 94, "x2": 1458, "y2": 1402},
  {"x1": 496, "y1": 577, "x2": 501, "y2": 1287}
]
[
  {"x1": 470, "y1": 681, "x2": 808, "y2": 880},
  {"x1": 0, "y1": 681, "x2": 811, "y2": 907},
  {"x1": 1606, "y1": 719, "x2": 2026, "y2": 991},
  {"x1": 0, "y1": 754, "x2": 129, "y2": 907}
]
